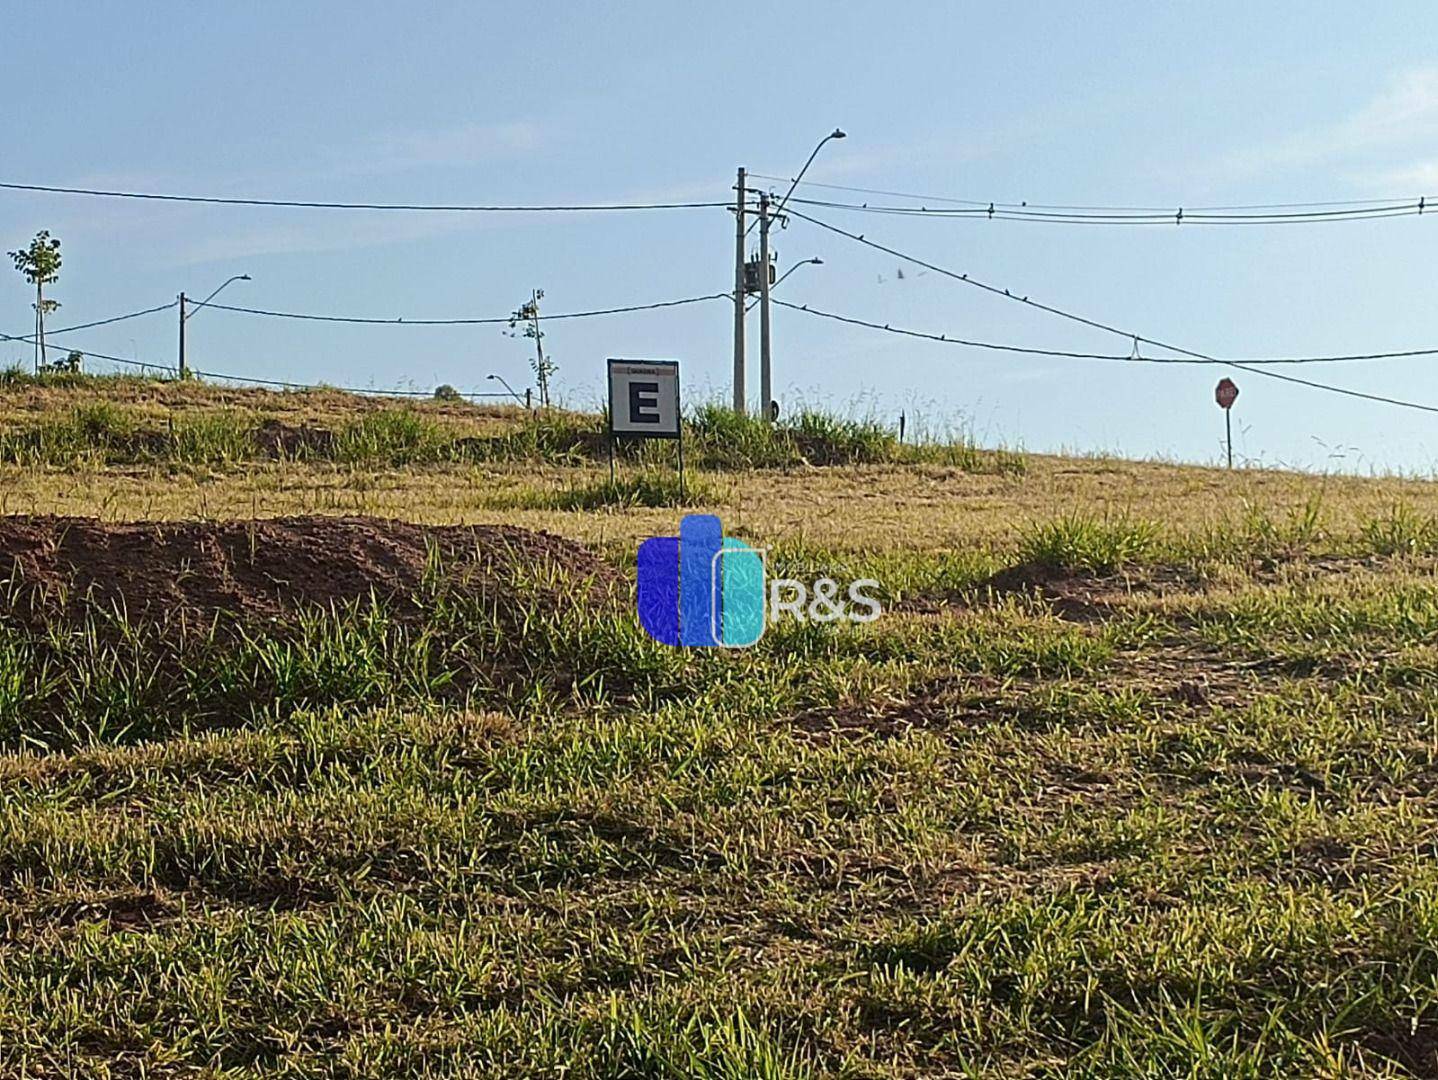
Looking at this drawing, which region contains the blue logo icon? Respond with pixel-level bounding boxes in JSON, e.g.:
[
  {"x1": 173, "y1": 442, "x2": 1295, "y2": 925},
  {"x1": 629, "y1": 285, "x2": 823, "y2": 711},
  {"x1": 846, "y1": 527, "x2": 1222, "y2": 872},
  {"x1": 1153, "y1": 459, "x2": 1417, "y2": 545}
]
[{"x1": 636, "y1": 514, "x2": 766, "y2": 647}]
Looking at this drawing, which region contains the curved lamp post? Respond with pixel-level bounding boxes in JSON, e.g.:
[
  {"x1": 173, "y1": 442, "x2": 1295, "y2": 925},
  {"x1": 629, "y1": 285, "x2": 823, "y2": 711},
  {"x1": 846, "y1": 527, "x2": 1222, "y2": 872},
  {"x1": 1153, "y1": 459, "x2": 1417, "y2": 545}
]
[
  {"x1": 747, "y1": 257, "x2": 822, "y2": 313},
  {"x1": 774, "y1": 128, "x2": 845, "y2": 219},
  {"x1": 185, "y1": 274, "x2": 251, "y2": 322},
  {"x1": 486, "y1": 373, "x2": 530, "y2": 407},
  {"x1": 179, "y1": 274, "x2": 250, "y2": 378},
  {"x1": 760, "y1": 129, "x2": 844, "y2": 419}
]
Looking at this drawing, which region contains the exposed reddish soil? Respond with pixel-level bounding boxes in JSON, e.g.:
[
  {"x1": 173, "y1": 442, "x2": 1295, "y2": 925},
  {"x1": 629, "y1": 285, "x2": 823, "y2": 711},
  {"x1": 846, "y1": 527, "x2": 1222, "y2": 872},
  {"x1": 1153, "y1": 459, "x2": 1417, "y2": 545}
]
[{"x1": 0, "y1": 514, "x2": 620, "y2": 633}]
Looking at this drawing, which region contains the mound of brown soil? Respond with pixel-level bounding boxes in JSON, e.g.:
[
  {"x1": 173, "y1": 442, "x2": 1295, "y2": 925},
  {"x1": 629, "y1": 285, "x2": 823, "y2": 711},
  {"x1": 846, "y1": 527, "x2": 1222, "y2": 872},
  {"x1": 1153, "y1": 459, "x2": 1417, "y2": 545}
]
[{"x1": 0, "y1": 515, "x2": 620, "y2": 632}]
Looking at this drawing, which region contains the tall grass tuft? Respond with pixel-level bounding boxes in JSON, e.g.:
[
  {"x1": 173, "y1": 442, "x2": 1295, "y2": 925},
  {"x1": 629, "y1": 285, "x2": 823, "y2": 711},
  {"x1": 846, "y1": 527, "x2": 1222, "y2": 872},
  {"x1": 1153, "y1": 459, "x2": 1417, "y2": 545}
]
[
  {"x1": 334, "y1": 409, "x2": 452, "y2": 465},
  {"x1": 171, "y1": 410, "x2": 255, "y2": 465},
  {"x1": 592, "y1": 1006, "x2": 815, "y2": 1080},
  {"x1": 1360, "y1": 502, "x2": 1438, "y2": 556},
  {"x1": 686, "y1": 403, "x2": 1022, "y2": 472},
  {"x1": 1019, "y1": 511, "x2": 1161, "y2": 572},
  {"x1": 786, "y1": 409, "x2": 896, "y2": 464},
  {"x1": 687, "y1": 404, "x2": 794, "y2": 469},
  {"x1": 498, "y1": 471, "x2": 719, "y2": 511},
  {"x1": 0, "y1": 402, "x2": 139, "y2": 466},
  {"x1": 472, "y1": 410, "x2": 605, "y2": 464}
]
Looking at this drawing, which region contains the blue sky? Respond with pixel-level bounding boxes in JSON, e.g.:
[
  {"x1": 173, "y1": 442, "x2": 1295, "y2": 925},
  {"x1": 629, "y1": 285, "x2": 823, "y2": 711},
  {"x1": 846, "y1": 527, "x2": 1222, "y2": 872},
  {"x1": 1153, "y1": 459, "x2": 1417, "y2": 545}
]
[{"x1": 6, "y1": 3, "x2": 1438, "y2": 471}]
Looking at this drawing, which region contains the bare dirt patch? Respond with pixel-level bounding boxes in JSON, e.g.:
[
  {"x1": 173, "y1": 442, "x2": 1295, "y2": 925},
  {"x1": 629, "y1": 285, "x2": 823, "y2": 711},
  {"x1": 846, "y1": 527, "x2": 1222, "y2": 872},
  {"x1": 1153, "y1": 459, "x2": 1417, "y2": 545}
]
[
  {"x1": 980, "y1": 561, "x2": 1200, "y2": 621},
  {"x1": 789, "y1": 675, "x2": 1007, "y2": 743},
  {"x1": 0, "y1": 514, "x2": 620, "y2": 632},
  {"x1": 44, "y1": 889, "x2": 177, "y2": 933}
]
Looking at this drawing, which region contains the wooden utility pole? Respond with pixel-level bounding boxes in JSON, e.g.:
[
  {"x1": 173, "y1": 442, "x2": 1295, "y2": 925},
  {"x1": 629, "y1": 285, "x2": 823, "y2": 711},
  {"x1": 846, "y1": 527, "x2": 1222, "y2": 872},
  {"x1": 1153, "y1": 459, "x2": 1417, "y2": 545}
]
[
  {"x1": 733, "y1": 167, "x2": 747, "y2": 414},
  {"x1": 178, "y1": 293, "x2": 187, "y2": 379}
]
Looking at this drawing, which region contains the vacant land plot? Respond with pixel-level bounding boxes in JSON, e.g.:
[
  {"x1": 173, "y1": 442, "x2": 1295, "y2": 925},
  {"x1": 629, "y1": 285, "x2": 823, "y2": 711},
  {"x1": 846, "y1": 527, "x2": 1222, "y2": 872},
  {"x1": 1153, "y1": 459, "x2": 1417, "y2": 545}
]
[{"x1": 2, "y1": 377, "x2": 1438, "y2": 1076}]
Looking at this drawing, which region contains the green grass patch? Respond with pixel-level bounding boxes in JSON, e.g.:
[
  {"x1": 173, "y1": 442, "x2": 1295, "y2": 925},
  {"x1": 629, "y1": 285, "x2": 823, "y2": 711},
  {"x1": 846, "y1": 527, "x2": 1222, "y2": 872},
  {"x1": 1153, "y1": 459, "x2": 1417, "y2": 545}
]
[
  {"x1": 1018, "y1": 511, "x2": 1161, "y2": 572},
  {"x1": 0, "y1": 396, "x2": 1024, "y2": 476},
  {"x1": 495, "y1": 471, "x2": 721, "y2": 511},
  {"x1": 1360, "y1": 501, "x2": 1438, "y2": 556}
]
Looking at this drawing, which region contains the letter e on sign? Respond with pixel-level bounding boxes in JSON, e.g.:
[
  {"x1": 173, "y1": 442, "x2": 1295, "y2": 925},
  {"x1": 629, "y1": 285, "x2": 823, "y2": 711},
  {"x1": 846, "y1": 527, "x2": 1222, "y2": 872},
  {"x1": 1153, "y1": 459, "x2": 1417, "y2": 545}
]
[{"x1": 608, "y1": 359, "x2": 681, "y2": 439}]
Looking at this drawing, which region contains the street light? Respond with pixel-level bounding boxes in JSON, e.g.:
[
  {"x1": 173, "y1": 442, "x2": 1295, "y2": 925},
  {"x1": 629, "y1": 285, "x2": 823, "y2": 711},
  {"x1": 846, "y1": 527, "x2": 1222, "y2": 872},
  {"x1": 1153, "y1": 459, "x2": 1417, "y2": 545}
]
[
  {"x1": 746, "y1": 257, "x2": 822, "y2": 313},
  {"x1": 178, "y1": 274, "x2": 249, "y2": 379},
  {"x1": 760, "y1": 129, "x2": 845, "y2": 420},
  {"x1": 486, "y1": 373, "x2": 530, "y2": 408},
  {"x1": 774, "y1": 128, "x2": 845, "y2": 220},
  {"x1": 185, "y1": 274, "x2": 251, "y2": 323}
]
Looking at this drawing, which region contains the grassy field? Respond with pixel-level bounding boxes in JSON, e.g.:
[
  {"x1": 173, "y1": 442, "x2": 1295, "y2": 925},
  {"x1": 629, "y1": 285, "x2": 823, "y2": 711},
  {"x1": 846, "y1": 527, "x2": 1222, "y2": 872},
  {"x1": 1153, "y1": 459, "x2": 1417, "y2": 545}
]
[{"x1": 3, "y1": 374, "x2": 1438, "y2": 1076}]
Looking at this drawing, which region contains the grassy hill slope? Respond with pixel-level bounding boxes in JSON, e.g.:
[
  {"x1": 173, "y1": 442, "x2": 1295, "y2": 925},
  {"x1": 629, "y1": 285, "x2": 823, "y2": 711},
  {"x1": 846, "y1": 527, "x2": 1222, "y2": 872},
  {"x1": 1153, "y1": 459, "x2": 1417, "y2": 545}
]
[{"x1": 1, "y1": 375, "x2": 1437, "y2": 1076}]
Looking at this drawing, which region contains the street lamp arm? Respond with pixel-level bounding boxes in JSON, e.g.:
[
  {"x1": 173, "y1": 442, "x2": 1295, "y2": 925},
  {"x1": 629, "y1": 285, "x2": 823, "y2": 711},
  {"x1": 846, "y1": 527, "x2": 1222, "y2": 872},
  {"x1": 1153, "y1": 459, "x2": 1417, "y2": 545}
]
[
  {"x1": 185, "y1": 274, "x2": 251, "y2": 322},
  {"x1": 485, "y1": 373, "x2": 529, "y2": 406},
  {"x1": 745, "y1": 258, "x2": 822, "y2": 313},
  {"x1": 773, "y1": 128, "x2": 846, "y2": 219}
]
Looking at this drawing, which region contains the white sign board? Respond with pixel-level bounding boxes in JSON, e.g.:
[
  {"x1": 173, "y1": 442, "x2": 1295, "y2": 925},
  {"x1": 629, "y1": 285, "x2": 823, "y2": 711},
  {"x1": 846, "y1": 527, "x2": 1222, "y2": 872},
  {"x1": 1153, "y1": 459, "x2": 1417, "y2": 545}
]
[{"x1": 607, "y1": 359, "x2": 681, "y2": 439}]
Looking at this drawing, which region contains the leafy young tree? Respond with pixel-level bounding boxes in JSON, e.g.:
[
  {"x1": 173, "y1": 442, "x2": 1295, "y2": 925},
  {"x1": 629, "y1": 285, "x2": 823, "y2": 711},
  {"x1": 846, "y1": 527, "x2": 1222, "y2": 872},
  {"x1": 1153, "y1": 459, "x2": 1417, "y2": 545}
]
[
  {"x1": 8, "y1": 231, "x2": 62, "y2": 372},
  {"x1": 507, "y1": 289, "x2": 555, "y2": 407}
]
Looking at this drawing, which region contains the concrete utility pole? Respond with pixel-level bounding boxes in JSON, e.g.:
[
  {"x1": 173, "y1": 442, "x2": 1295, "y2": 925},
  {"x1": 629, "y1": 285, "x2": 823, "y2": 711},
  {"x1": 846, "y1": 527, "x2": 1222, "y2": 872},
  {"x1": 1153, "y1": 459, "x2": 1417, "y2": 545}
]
[
  {"x1": 758, "y1": 190, "x2": 773, "y2": 422},
  {"x1": 733, "y1": 167, "x2": 747, "y2": 415},
  {"x1": 178, "y1": 293, "x2": 187, "y2": 379}
]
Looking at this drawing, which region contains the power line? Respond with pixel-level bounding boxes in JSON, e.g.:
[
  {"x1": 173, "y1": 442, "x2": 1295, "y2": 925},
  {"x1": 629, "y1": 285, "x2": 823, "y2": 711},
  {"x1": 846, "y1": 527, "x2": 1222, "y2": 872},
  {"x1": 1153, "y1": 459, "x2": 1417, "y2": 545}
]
[
  {"x1": 770, "y1": 298, "x2": 1438, "y2": 366},
  {"x1": 783, "y1": 207, "x2": 1438, "y2": 415},
  {"x1": 4, "y1": 292, "x2": 731, "y2": 392},
  {"x1": 184, "y1": 367, "x2": 511, "y2": 398},
  {"x1": 781, "y1": 195, "x2": 1428, "y2": 226},
  {"x1": 0, "y1": 331, "x2": 513, "y2": 398},
  {"x1": 749, "y1": 171, "x2": 1433, "y2": 215},
  {"x1": 0, "y1": 333, "x2": 174, "y2": 375},
  {"x1": 187, "y1": 291, "x2": 731, "y2": 325},
  {"x1": 47, "y1": 301, "x2": 178, "y2": 335},
  {"x1": 0, "y1": 180, "x2": 727, "y2": 213}
]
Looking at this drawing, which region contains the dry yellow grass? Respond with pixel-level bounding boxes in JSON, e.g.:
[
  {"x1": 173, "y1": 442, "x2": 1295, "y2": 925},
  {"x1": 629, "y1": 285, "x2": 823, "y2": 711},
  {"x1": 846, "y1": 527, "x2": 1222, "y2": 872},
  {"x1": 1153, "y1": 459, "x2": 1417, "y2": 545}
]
[
  {"x1": 0, "y1": 376, "x2": 524, "y2": 430},
  {"x1": 0, "y1": 453, "x2": 1433, "y2": 552}
]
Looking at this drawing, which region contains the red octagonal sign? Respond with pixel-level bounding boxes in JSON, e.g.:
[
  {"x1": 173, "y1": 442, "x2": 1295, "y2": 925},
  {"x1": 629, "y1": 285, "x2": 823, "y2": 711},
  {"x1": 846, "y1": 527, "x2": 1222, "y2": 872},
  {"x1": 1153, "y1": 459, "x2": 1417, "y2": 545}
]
[{"x1": 1215, "y1": 378, "x2": 1239, "y2": 410}]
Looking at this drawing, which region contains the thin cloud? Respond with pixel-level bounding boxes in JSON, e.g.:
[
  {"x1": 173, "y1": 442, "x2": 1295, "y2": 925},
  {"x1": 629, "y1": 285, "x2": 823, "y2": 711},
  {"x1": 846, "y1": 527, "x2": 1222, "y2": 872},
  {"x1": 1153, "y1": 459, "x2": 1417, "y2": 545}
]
[
  {"x1": 1229, "y1": 68, "x2": 1438, "y2": 178},
  {"x1": 359, "y1": 119, "x2": 547, "y2": 173},
  {"x1": 1359, "y1": 160, "x2": 1438, "y2": 193},
  {"x1": 171, "y1": 211, "x2": 493, "y2": 265}
]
